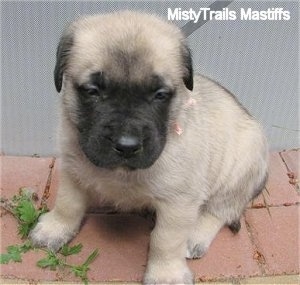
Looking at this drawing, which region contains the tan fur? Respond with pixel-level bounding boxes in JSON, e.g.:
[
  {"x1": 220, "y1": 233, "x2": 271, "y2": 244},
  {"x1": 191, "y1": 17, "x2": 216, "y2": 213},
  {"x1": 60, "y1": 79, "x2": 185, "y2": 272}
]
[{"x1": 30, "y1": 11, "x2": 268, "y2": 284}]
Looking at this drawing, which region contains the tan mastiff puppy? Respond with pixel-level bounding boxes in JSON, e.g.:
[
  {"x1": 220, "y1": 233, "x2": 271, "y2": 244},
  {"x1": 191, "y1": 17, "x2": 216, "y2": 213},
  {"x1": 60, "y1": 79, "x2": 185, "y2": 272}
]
[{"x1": 30, "y1": 11, "x2": 268, "y2": 284}]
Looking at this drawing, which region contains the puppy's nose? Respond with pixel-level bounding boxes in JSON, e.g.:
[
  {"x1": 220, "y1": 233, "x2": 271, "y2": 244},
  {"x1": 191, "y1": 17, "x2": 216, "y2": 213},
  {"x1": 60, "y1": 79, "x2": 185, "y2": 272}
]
[{"x1": 114, "y1": 135, "x2": 141, "y2": 157}]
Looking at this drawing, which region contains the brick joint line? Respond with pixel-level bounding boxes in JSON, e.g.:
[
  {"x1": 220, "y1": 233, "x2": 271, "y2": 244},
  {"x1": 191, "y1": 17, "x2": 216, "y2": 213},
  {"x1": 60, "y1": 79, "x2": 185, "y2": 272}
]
[
  {"x1": 40, "y1": 157, "x2": 56, "y2": 208},
  {"x1": 243, "y1": 214, "x2": 267, "y2": 276},
  {"x1": 279, "y1": 150, "x2": 300, "y2": 194}
]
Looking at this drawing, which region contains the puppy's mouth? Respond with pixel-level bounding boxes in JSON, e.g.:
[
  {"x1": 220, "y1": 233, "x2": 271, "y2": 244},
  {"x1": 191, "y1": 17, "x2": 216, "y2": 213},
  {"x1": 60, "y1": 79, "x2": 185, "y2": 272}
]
[
  {"x1": 79, "y1": 135, "x2": 162, "y2": 171},
  {"x1": 84, "y1": 151, "x2": 153, "y2": 171}
]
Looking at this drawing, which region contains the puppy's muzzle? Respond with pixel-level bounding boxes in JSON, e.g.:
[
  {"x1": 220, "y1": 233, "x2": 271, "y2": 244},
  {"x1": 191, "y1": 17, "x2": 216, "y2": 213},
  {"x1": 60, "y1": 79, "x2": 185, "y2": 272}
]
[{"x1": 113, "y1": 135, "x2": 142, "y2": 158}]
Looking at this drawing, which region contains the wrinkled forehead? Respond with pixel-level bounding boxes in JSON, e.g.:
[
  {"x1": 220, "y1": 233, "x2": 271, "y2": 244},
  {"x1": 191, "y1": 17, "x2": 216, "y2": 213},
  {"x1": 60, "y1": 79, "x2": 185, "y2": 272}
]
[
  {"x1": 83, "y1": 71, "x2": 172, "y2": 95},
  {"x1": 67, "y1": 27, "x2": 182, "y2": 87}
]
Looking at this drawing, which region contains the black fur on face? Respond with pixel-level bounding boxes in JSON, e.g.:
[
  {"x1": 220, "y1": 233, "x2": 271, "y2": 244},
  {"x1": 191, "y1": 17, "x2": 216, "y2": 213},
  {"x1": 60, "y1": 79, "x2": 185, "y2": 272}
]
[{"x1": 75, "y1": 72, "x2": 175, "y2": 170}]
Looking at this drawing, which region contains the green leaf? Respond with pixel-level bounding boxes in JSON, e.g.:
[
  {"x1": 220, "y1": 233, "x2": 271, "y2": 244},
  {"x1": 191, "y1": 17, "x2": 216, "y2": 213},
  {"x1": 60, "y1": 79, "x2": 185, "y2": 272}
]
[
  {"x1": 37, "y1": 251, "x2": 61, "y2": 271},
  {"x1": 18, "y1": 224, "x2": 31, "y2": 239},
  {"x1": 10, "y1": 189, "x2": 48, "y2": 238},
  {"x1": 37, "y1": 257, "x2": 55, "y2": 269},
  {"x1": 82, "y1": 249, "x2": 99, "y2": 267},
  {"x1": 0, "y1": 253, "x2": 12, "y2": 264},
  {"x1": 70, "y1": 265, "x2": 89, "y2": 285},
  {"x1": 71, "y1": 265, "x2": 87, "y2": 278},
  {"x1": 7, "y1": 245, "x2": 23, "y2": 262},
  {"x1": 70, "y1": 249, "x2": 99, "y2": 285},
  {"x1": 0, "y1": 242, "x2": 33, "y2": 264},
  {"x1": 60, "y1": 243, "x2": 83, "y2": 256},
  {"x1": 16, "y1": 199, "x2": 37, "y2": 223},
  {"x1": 1, "y1": 189, "x2": 98, "y2": 285}
]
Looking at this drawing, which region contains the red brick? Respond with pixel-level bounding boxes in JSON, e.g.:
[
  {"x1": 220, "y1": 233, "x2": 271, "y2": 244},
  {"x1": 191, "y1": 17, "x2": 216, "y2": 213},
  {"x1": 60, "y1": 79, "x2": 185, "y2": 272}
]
[
  {"x1": 0, "y1": 211, "x2": 57, "y2": 281},
  {"x1": 2, "y1": 214, "x2": 260, "y2": 283},
  {"x1": 1, "y1": 152, "x2": 299, "y2": 283},
  {"x1": 190, "y1": 218, "x2": 260, "y2": 281},
  {"x1": 0, "y1": 214, "x2": 151, "y2": 283},
  {"x1": 264, "y1": 153, "x2": 299, "y2": 206},
  {"x1": 0, "y1": 156, "x2": 58, "y2": 281},
  {"x1": 280, "y1": 149, "x2": 300, "y2": 193},
  {"x1": 245, "y1": 206, "x2": 299, "y2": 275},
  {"x1": 74, "y1": 214, "x2": 151, "y2": 282},
  {"x1": 249, "y1": 189, "x2": 266, "y2": 209},
  {"x1": 280, "y1": 149, "x2": 299, "y2": 175},
  {"x1": 0, "y1": 156, "x2": 54, "y2": 202}
]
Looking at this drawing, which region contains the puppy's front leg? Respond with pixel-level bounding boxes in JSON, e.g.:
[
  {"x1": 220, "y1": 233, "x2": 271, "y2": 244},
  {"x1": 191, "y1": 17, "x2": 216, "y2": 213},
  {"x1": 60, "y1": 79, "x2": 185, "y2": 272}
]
[
  {"x1": 30, "y1": 170, "x2": 88, "y2": 251},
  {"x1": 144, "y1": 202, "x2": 197, "y2": 285}
]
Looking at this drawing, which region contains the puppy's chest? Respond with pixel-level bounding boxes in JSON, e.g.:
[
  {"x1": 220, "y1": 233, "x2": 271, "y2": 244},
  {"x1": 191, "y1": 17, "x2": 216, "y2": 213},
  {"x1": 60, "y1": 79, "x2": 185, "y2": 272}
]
[{"x1": 92, "y1": 175, "x2": 154, "y2": 210}]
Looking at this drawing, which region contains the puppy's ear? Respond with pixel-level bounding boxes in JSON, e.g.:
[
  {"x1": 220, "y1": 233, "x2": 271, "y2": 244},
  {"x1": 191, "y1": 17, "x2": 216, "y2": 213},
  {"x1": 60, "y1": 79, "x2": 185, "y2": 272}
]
[
  {"x1": 54, "y1": 33, "x2": 74, "y2": 92},
  {"x1": 181, "y1": 44, "x2": 194, "y2": 91}
]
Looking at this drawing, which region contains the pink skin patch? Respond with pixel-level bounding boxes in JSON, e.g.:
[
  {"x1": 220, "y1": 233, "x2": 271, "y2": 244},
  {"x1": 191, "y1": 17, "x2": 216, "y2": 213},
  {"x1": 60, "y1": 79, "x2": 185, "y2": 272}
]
[
  {"x1": 184, "y1": 97, "x2": 197, "y2": 108},
  {"x1": 174, "y1": 96, "x2": 197, "y2": 135},
  {"x1": 174, "y1": 122, "x2": 183, "y2": 135}
]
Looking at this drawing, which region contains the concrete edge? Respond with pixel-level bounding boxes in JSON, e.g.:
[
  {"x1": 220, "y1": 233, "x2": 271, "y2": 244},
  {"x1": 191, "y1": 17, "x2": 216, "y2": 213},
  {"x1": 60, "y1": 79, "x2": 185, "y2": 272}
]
[{"x1": 1, "y1": 274, "x2": 299, "y2": 285}]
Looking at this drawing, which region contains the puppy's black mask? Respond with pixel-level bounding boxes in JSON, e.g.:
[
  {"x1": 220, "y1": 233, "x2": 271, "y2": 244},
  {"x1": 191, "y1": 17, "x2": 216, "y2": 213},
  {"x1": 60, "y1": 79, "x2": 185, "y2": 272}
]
[{"x1": 75, "y1": 72, "x2": 174, "y2": 170}]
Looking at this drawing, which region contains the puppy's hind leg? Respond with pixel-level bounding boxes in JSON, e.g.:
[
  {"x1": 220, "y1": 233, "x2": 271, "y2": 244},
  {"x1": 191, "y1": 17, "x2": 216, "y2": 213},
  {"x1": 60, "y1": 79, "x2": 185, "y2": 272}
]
[
  {"x1": 228, "y1": 220, "x2": 241, "y2": 234},
  {"x1": 186, "y1": 211, "x2": 224, "y2": 259}
]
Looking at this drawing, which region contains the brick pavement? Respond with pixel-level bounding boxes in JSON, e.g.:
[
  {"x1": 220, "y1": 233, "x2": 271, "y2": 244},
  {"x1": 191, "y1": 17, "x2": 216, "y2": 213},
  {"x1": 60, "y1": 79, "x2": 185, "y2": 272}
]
[{"x1": 0, "y1": 150, "x2": 299, "y2": 284}]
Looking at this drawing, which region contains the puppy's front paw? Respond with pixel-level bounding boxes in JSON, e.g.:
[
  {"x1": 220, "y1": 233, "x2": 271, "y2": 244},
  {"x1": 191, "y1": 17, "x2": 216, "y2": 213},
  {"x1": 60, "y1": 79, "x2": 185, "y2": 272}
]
[
  {"x1": 144, "y1": 261, "x2": 194, "y2": 285},
  {"x1": 30, "y1": 211, "x2": 79, "y2": 251}
]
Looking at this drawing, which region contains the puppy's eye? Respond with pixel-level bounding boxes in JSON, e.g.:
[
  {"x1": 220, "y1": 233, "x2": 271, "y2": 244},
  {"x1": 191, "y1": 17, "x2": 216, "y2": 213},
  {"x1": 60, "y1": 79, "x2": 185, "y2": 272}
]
[
  {"x1": 82, "y1": 84, "x2": 100, "y2": 96},
  {"x1": 154, "y1": 89, "x2": 171, "y2": 101}
]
